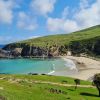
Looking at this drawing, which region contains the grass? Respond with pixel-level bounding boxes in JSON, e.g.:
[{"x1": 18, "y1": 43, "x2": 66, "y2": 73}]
[
  {"x1": 20, "y1": 25, "x2": 100, "y2": 47},
  {"x1": 0, "y1": 75, "x2": 99, "y2": 100},
  {"x1": 4, "y1": 25, "x2": 100, "y2": 48},
  {"x1": 0, "y1": 74, "x2": 91, "y2": 85}
]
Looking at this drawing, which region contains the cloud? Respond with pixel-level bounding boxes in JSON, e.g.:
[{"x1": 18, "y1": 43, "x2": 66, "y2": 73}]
[
  {"x1": 31, "y1": 0, "x2": 56, "y2": 16},
  {"x1": 63, "y1": 20, "x2": 79, "y2": 32},
  {"x1": 17, "y1": 12, "x2": 37, "y2": 31},
  {"x1": 28, "y1": 35, "x2": 40, "y2": 39},
  {"x1": 75, "y1": 0, "x2": 100, "y2": 28},
  {"x1": 47, "y1": 0, "x2": 100, "y2": 33},
  {"x1": 0, "y1": 0, "x2": 14, "y2": 24},
  {"x1": 47, "y1": 18, "x2": 79, "y2": 33},
  {"x1": 47, "y1": 5, "x2": 79, "y2": 33}
]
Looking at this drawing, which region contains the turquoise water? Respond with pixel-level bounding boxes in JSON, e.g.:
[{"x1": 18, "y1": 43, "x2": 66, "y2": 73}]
[{"x1": 0, "y1": 58, "x2": 68, "y2": 74}]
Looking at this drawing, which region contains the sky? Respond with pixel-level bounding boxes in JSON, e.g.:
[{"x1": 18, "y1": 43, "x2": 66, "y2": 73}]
[{"x1": 0, "y1": 0, "x2": 100, "y2": 44}]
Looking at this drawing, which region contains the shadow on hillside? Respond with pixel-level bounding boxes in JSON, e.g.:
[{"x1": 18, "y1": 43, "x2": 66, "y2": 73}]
[
  {"x1": 80, "y1": 92, "x2": 99, "y2": 97},
  {"x1": 68, "y1": 89, "x2": 75, "y2": 91},
  {"x1": 0, "y1": 95, "x2": 6, "y2": 100}
]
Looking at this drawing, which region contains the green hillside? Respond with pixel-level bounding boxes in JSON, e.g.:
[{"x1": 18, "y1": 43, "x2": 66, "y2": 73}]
[
  {"x1": 19, "y1": 25, "x2": 100, "y2": 47},
  {"x1": 4, "y1": 25, "x2": 100, "y2": 47},
  {"x1": 4, "y1": 25, "x2": 100, "y2": 57},
  {"x1": 0, "y1": 75, "x2": 100, "y2": 100}
]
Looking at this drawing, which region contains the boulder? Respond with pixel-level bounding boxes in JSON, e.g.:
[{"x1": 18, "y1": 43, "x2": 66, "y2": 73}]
[
  {"x1": 11, "y1": 48, "x2": 22, "y2": 57},
  {"x1": 0, "y1": 49, "x2": 10, "y2": 58}
]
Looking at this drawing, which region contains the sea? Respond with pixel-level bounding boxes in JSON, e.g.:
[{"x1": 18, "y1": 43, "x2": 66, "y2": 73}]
[
  {"x1": 0, "y1": 45, "x2": 5, "y2": 49},
  {"x1": 0, "y1": 58, "x2": 77, "y2": 74}
]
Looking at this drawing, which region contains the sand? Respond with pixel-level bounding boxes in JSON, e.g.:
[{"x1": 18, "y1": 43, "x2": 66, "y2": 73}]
[{"x1": 52, "y1": 56, "x2": 100, "y2": 81}]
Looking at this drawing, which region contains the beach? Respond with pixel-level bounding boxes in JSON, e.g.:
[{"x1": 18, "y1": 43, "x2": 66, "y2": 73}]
[{"x1": 51, "y1": 56, "x2": 100, "y2": 81}]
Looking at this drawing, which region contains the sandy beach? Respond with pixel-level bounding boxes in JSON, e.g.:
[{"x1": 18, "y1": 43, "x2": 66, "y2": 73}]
[{"x1": 51, "y1": 56, "x2": 100, "y2": 81}]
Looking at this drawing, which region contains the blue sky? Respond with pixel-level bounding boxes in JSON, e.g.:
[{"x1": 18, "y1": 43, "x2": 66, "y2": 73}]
[{"x1": 0, "y1": 0, "x2": 100, "y2": 44}]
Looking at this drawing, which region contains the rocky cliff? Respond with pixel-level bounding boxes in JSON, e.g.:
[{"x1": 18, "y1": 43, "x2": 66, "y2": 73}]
[
  {"x1": 0, "y1": 48, "x2": 22, "y2": 58},
  {"x1": 0, "y1": 49, "x2": 10, "y2": 58},
  {"x1": 2, "y1": 25, "x2": 100, "y2": 58}
]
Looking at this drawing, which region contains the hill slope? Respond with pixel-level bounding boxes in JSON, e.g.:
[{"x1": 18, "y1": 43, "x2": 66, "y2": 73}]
[
  {"x1": 0, "y1": 75, "x2": 100, "y2": 100},
  {"x1": 14, "y1": 25, "x2": 100, "y2": 47},
  {"x1": 3, "y1": 25, "x2": 100, "y2": 57}
]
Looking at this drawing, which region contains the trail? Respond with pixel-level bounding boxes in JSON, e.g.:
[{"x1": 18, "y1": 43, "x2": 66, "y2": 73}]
[
  {"x1": 0, "y1": 77, "x2": 95, "y2": 88},
  {"x1": 33, "y1": 80, "x2": 95, "y2": 88}
]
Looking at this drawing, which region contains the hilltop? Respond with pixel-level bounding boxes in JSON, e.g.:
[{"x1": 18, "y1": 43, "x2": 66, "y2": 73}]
[
  {"x1": 20, "y1": 25, "x2": 100, "y2": 47},
  {"x1": 3, "y1": 25, "x2": 100, "y2": 57}
]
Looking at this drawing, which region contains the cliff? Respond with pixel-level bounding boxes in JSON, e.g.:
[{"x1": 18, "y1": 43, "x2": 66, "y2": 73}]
[{"x1": 3, "y1": 25, "x2": 100, "y2": 58}]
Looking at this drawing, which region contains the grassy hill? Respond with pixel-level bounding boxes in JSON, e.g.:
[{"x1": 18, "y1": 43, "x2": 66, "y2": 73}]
[
  {"x1": 4, "y1": 25, "x2": 100, "y2": 57},
  {"x1": 4, "y1": 25, "x2": 100, "y2": 47},
  {"x1": 18, "y1": 25, "x2": 100, "y2": 47},
  {"x1": 0, "y1": 75, "x2": 100, "y2": 100}
]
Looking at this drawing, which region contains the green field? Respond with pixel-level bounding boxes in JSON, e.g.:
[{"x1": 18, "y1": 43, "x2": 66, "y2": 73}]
[{"x1": 0, "y1": 75, "x2": 99, "y2": 100}]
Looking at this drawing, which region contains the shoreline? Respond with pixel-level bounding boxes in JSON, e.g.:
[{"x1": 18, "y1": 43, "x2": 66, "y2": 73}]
[
  {"x1": 0, "y1": 56, "x2": 100, "y2": 81},
  {"x1": 50, "y1": 56, "x2": 100, "y2": 81}
]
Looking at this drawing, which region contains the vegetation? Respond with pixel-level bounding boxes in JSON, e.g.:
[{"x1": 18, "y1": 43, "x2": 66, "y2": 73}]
[
  {"x1": 93, "y1": 73, "x2": 100, "y2": 97},
  {"x1": 0, "y1": 75, "x2": 100, "y2": 100},
  {"x1": 4, "y1": 25, "x2": 100, "y2": 57},
  {"x1": 74, "y1": 79, "x2": 80, "y2": 89},
  {"x1": 1, "y1": 25, "x2": 100, "y2": 99}
]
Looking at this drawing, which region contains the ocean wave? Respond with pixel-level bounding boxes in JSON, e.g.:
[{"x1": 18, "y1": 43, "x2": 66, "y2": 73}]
[
  {"x1": 63, "y1": 58, "x2": 77, "y2": 70},
  {"x1": 48, "y1": 70, "x2": 55, "y2": 75}
]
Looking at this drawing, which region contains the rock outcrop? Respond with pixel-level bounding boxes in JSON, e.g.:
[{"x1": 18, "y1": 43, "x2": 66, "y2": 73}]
[
  {"x1": 0, "y1": 49, "x2": 10, "y2": 58},
  {"x1": 0, "y1": 46, "x2": 55, "y2": 58},
  {"x1": 21, "y1": 46, "x2": 53, "y2": 57},
  {"x1": 0, "y1": 48, "x2": 22, "y2": 58},
  {"x1": 11, "y1": 48, "x2": 22, "y2": 57}
]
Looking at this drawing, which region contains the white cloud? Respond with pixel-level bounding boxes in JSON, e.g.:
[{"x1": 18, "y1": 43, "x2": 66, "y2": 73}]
[
  {"x1": 47, "y1": 0, "x2": 100, "y2": 33},
  {"x1": 0, "y1": 0, "x2": 14, "y2": 24},
  {"x1": 17, "y1": 12, "x2": 37, "y2": 31},
  {"x1": 47, "y1": 18, "x2": 63, "y2": 32},
  {"x1": 31, "y1": 0, "x2": 56, "y2": 16},
  {"x1": 47, "y1": 18, "x2": 79, "y2": 33},
  {"x1": 63, "y1": 20, "x2": 79, "y2": 32},
  {"x1": 47, "y1": 6, "x2": 79, "y2": 33},
  {"x1": 28, "y1": 35, "x2": 40, "y2": 39},
  {"x1": 75, "y1": 0, "x2": 100, "y2": 28}
]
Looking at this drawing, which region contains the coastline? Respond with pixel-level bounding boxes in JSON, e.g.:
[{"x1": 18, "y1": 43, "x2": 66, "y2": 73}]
[
  {"x1": 50, "y1": 56, "x2": 100, "y2": 81},
  {"x1": 0, "y1": 55, "x2": 100, "y2": 81}
]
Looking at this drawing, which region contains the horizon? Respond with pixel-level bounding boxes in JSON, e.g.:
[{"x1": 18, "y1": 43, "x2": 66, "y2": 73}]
[{"x1": 0, "y1": 0, "x2": 100, "y2": 44}]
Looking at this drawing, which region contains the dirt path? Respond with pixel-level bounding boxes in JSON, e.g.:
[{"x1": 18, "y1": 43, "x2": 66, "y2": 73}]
[
  {"x1": 33, "y1": 80, "x2": 95, "y2": 88},
  {"x1": 0, "y1": 77, "x2": 95, "y2": 88}
]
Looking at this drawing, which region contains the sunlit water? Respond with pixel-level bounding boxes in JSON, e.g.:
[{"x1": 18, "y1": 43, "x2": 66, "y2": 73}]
[{"x1": 0, "y1": 58, "x2": 77, "y2": 74}]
